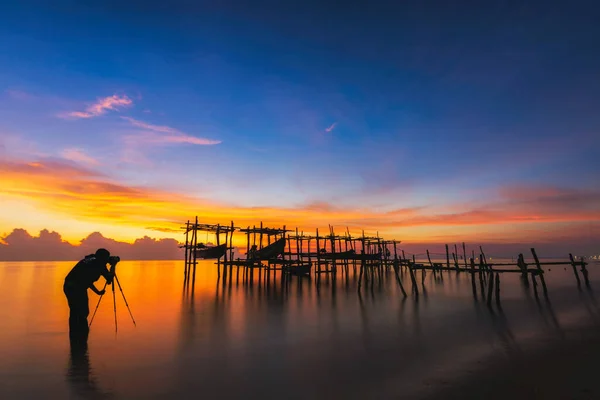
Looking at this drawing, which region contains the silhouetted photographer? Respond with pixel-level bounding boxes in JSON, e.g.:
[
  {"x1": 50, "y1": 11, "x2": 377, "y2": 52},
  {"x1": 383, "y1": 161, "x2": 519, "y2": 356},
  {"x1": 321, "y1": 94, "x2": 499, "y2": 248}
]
[{"x1": 63, "y1": 248, "x2": 118, "y2": 345}]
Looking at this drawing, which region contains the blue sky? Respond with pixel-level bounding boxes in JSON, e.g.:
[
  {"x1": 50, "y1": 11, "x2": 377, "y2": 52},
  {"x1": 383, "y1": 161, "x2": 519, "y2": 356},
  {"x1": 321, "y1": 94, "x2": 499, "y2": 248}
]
[{"x1": 1, "y1": 1, "x2": 599, "y2": 248}]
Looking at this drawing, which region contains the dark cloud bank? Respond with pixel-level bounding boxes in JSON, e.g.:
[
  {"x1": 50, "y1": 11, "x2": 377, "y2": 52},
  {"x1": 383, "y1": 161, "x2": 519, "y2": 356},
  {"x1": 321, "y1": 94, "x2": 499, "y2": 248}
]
[{"x1": 0, "y1": 229, "x2": 185, "y2": 261}]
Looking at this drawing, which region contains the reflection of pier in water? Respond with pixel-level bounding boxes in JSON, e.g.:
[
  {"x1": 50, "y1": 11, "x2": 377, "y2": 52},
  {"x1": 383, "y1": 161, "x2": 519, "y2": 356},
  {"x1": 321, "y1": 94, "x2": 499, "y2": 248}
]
[
  {"x1": 173, "y1": 256, "x2": 600, "y2": 400},
  {"x1": 182, "y1": 217, "x2": 592, "y2": 309}
]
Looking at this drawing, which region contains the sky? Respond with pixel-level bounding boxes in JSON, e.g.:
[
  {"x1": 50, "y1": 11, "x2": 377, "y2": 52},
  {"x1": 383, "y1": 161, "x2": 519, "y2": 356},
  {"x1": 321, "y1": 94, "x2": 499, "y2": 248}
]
[{"x1": 1, "y1": 1, "x2": 599, "y2": 259}]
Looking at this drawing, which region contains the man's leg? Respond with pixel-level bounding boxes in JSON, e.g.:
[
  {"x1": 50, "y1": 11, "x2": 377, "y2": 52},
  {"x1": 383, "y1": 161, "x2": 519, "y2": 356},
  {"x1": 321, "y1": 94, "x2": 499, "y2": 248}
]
[{"x1": 65, "y1": 286, "x2": 89, "y2": 344}]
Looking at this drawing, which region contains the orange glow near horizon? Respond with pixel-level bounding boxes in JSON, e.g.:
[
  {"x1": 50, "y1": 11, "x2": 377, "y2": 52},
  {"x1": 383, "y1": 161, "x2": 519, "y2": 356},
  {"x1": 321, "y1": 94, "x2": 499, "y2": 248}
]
[{"x1": 1, "y1": 158, "x2": 600, "y2": 246}]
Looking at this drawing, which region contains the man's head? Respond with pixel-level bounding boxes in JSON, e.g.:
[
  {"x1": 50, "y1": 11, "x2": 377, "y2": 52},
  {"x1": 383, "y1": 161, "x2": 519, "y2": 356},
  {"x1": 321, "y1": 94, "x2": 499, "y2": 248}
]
[{"x1": 95, "y1": 248, "x2": 110, "y2": 263}]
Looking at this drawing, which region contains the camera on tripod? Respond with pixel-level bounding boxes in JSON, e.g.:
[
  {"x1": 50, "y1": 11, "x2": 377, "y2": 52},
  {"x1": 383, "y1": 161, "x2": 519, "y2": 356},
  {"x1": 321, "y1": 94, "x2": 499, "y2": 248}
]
[{"x1": 89, "y1": 253, "x2": 136, "y2": 332}]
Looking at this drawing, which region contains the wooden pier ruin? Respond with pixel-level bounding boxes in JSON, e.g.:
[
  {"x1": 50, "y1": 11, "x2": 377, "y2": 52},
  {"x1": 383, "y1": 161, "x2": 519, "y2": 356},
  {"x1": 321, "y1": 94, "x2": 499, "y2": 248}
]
[{"x1": 182, "y1": 217, "x2": 592, "y2": 306}]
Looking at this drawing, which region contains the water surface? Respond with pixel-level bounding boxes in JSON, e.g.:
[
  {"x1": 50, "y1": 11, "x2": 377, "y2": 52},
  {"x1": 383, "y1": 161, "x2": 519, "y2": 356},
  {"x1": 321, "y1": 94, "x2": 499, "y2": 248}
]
[{"x1": 0, "y1": 259, "x2": 598, "y2": 399}]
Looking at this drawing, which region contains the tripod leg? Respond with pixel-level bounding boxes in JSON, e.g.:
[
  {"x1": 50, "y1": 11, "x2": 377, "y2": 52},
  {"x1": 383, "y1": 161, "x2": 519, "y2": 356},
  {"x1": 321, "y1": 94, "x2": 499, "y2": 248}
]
[
  {"x1": 89, "y1": 281, "x2": 109, "y2": 328},
  {"x1": 115, "y1": 275, "x2": 137, "y2": 327},
  {"x1": 112, "y1": 278, "x2": 118, "y2": 333}
]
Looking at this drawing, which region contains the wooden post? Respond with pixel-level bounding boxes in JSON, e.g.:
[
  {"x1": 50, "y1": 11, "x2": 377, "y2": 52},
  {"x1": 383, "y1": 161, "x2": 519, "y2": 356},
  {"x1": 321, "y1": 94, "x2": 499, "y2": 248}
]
[
  {"x1": 531, "y1": 269, "x2": 539, "y2": 298},
  {"x1": 187, "y1": 224, "x2": 194, "y2": 283},
  {"x1": 462, "y1": 242, "x2": 468, "y2": 269},
  {"x1": 402, "y1": 250, "x2": 406, "y2": 260},
  {"x1": 230, "y1": 221, "x2": 235, "y2": 260},
  {"x1": 530, "y1": 248, "x2": 549, "y2": 298},
  {"x1": 426, "y1": 250, "x2": 434, "y2": 278},
  {"x1": 517, "y1": 253, "x2": 530, "y2": 287},
  {"x1": 216, "y1": 224, "x2": 221, "y2": 279},
  {"x1": 470, "y1": 258, "x2": 477, "y2": 299},
  {"x1": 357, "y1": 232, "x2": 363, "y2": 289},
  {"x1": 295, "y1": 227, "x2": 300, "y2": 261},
  {"x1": 192, "y1": 216, "x2": 198, "y2": 283},
  {"x1": 478, "y1": 258, "x2": 485, "y2": 295},
  {"x1": 376, "y1": 232, "x2": 383, "y2": 282},
  {"x1": 316, "y1": 228, "x2": 322, "y2": 282},
  {"x1": 580, "y1": 256, "x2": 590, "y2": 287},
  {"x1": 392, "y1": 240, "x2": 406, "y2": 295},
  {"x1": 223, "y1": 227, "x2": 228, "y2": 282},
  {"x1": 393, "y1": 258, "x2": 407, "y2": 297},
  {"x1": 408, "y1": 254, "x2": 418, "y2": 294},
  {"x1": 252, "y1": 225, "x2": 256, "y2": 253},
  {"x1": 486, "y1": 269, "x2": 494, "y2": 306},
  {"x1": 184, "y1": 220, "x2": 190, "y2": 281},
  {"x1": 569, "y1": 253, "x2": 582, "y2": 287},
  {"x1": 358, "y1": 254, "x2": 365, "y2": 289},
  {"x1": 245, "y1": 225, "x2": 251, "y2": 271},
  {"x1": 454, "y1": 244, "x2": 459, "y2": 269},
  {"x1": 282, "y1": 225, "x2": 287, "y2": 277},
  {"x1": 307, "y1": 237, "x2": 312, "y2": 273},
  {"x1": 479, "y1": 246, "x2": 488, "y2": 271},
  {"x1": 347, "y1": 227, "x2": 355, "y2": 274},
  {"x1": 445, "y1": 244, "x2": 450, "y2": 270},
  {"x1": 495, "y1": 273, "x2": 501, "y2": 306},
  {"x1": 330, "y1": 225, "x2": 337, "y2": 277},
  {"x1": 343, "y1": 232, "x2": 349, "y2": 277}
]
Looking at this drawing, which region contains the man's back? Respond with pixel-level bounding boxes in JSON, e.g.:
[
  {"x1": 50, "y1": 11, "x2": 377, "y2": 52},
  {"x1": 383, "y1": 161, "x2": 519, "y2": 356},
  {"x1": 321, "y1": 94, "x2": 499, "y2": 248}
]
[{"x1": 65, "y1": 255, "x2": 107, "y2": 289}]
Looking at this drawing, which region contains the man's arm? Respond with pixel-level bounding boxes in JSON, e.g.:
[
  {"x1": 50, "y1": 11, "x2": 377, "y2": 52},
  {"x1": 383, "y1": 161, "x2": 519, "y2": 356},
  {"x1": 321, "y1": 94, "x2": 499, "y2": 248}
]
[{"x1": 90, "y1": 283, "x2": 105, "y2": 295}]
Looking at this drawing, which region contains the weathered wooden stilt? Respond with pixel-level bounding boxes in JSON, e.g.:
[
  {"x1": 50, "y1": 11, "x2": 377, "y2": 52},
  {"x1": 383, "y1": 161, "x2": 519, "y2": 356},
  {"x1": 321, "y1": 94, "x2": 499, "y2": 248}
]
[
  {"x1": 192, "y1": 216, "x2": 199, "y2": 284},
  {"x1": 478, "y1": 258, "x2": 486, "y2": 294},
  {"x1": 393, "y1": 259, "x2": 407, "y2": 297},
  {"x1": 184, "y1": 220, "x2": 190, "y2": 282},
  {"x1": 470, "y1": 258, "x2": 477, "y2": 299},
  {"x1": 452, "y1": 244, "x2": 458, "y2": 270},
  {"x1": 531, "y1": 248, "x2": 548, "y2": 298},
  {"x1": 358, "y1": 257, "x2": 364, "y2": 289},
  {"x1": 216, "y1": 224, "x2": 221, "y2": 279},
  {"x1": 580, "y1": 257, "x2": 590, "y2": 288},
  {"x1": 569, "y1": 253, "x2": 582, "y2": 287},
  {"x1": 486, "y1": 270, "x2": 495, "y2": 306},
  {"x1": 517, "y1": 253, "x2": 530, "y2": 287},
  {"x1": 427, "y1": 249, "x2": 434, "y2": 275},
  {"x1": 409, "y1": 255, "x2": 419, "y2": 294},
  {"x1": 531, "y1": 271, "x2": 539, "y2": 298},
  {"x1": 495, "y1": 272, "x2": 501, "y2": 306}
]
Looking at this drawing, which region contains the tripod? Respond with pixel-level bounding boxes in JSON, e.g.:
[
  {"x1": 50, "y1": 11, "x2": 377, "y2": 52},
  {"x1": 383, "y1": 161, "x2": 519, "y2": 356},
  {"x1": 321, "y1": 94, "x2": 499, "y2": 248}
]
[{"x1": 89, "y1": 270, "x2": 136, "y2": 332}]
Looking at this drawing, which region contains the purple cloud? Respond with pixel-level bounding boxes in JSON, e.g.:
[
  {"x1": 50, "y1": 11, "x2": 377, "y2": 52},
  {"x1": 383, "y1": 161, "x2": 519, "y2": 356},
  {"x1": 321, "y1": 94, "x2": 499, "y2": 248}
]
[
  {"x1": 0, "y1": 229, "x2": 183, "y2": 261},
  {"x1": 59, "y1": 94, "x2": 133, "y2": 119},
  {"x1": 325, "y1": 122, "x2": 337, "y2": 133}
]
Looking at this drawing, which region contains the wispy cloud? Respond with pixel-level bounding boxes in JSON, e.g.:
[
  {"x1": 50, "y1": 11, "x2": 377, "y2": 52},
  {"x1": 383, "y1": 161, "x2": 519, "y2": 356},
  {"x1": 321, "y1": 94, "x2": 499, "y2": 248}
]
[
  {"x1": 325, "y1": 122, "x2": 337, "y2": 133},
  {"x1": 59, "y1": 94, "x2": 133, "y2": 119},
  {"x1": 121, "y1": 117, "x2": 222, "y2": 146},
  {"x1": 61, "y1": 148, "x2": 99, "y2": 166}
]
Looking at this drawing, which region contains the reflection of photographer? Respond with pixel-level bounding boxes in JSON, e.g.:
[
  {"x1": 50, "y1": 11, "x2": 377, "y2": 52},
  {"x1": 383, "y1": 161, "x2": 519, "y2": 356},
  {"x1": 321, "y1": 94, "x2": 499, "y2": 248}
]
[{"x1": 63, "y1": 248, "x2": 119, "y2": 345}]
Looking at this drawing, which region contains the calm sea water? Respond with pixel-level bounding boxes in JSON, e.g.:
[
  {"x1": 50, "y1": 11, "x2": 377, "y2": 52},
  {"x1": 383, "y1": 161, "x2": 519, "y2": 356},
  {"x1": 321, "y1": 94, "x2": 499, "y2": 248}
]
[{"x1": 0, "y1": 259, "x2": 599, "y2": 399}]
